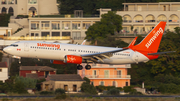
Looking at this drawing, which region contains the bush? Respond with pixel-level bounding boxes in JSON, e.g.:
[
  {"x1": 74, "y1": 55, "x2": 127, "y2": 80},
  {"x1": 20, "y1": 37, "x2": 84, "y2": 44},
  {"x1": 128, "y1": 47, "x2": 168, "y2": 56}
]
[
  {"x1": 96, "y1": 85, "x2": 106, "y2": 92},
  {"x1": 40, "y1": 91, "x2": 53, "y2": 95},
  {"x1": 159, "y1": 83, "x2": 180, "y2": 94},
  {"x1": 129, "y1": 89, "x2": 143, "y2": 95},
  {"x1": 107, "y1": 88, "x2": 119, "y2": 95},
  {"x1": 55, "y1": 88, "x2": 65, "y2": 94},
  {"x1": 123, "y1": 86, "x2": 132, "y2": 93}
]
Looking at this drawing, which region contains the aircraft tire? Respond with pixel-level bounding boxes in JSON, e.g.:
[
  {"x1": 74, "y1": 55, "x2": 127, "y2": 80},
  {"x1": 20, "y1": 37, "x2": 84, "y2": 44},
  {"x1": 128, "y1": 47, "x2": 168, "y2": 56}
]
[{"x1": 85, "y1": 65, "x2": 91, "y2": 70}]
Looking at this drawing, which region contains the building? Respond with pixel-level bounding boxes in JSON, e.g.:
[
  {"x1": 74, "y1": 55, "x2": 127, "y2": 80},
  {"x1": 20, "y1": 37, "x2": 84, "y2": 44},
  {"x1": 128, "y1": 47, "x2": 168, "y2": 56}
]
[
  {"x1": 19, "y1": 66, "x2": 56, "y2": 79},
  {"x1": 99, "y1": 2, "x2": 180, "y2": 35},
  {"x1": 78, "y1": 64, "x2": 131, "y2": 87},
  {"x1": 42, "y1": 74, "x2": 84, "y2": 92},
  {"x1": 0, "y1": 62, "x2": 8, "y2": 82},
  {"x1": 0, "y1": 0, "x2": 59, "y2": 16}
]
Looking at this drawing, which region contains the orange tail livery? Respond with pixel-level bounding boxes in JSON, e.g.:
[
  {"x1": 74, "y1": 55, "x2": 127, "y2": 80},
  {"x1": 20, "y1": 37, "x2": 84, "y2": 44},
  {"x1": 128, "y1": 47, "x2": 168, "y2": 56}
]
[{"x1": 130, "y1": 21, "x2": 166, "y2": 60}]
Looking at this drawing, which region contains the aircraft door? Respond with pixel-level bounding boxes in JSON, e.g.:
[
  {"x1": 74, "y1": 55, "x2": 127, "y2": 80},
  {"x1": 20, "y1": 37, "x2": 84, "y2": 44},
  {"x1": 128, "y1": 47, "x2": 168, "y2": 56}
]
[
  {"x1": 24, "y1": 43, "x2": 29, "y2": 51},
  {"x1": 133, "y1": 51, "x2": 139, "y2": 63}
]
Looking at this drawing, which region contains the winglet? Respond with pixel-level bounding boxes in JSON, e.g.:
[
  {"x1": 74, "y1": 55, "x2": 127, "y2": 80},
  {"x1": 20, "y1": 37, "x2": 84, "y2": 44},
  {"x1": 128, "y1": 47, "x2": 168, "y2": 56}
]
[
  {"x1": 81, "y1": 40, "x2": 86, "y2": 45},
  {"x1": 128, "y1": 37, "x2": 138, "y2": 48}
]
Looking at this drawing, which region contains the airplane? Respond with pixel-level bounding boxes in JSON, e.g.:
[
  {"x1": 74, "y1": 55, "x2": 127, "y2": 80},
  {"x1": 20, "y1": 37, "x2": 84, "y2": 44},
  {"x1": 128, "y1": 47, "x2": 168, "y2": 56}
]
[{"x1": 3, "y1": 21, "x2": 173, "y2": 70}]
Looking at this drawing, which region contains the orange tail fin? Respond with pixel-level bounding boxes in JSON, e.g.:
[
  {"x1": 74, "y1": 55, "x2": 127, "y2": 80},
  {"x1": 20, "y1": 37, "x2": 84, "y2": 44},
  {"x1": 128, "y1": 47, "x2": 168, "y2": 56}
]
[{"x1": 131, "y1": 21, "x2": 166, "y2": 53}]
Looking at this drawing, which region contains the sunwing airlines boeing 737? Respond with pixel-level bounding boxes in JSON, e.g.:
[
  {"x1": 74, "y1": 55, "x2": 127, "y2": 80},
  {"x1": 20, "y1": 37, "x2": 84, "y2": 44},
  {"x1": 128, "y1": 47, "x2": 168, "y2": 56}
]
[{"x1": 3, "y1": 21, "x2": 172, "y2": 70}]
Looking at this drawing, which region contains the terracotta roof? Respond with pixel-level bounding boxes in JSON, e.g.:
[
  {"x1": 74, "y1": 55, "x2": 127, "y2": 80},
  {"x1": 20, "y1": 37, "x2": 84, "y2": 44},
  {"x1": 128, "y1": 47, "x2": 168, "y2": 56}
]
[
  {"x1": 49, "y1": 74, "x2": 84, "y2": 81},
  {"x1": 0, "y1": 62, "x2": 7, "y2": 68},
  {"x1": 20, "y1": 66, "x2": 56, "y2": 71},
  {"x1": 26, "y1": 73, "x2": 38, "y2": 79}
]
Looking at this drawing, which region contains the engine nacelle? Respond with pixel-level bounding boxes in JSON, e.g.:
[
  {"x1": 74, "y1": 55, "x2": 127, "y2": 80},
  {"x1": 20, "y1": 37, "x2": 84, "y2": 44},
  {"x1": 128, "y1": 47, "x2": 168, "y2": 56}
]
[{"x1": 64, "y1": 55, "x2": 82, "y2": 64}]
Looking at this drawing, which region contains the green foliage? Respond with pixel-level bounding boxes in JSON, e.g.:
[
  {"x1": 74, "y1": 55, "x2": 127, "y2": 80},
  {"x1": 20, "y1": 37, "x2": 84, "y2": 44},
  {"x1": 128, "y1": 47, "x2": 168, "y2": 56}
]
[
  {"x1": 123, "y1": 86, "x2": 132, "y2": 93},
  {"x1": 0, "y1": 14, "x2": 11, "y2": 27},
  {"x1": 81, "y1": 77, "x2": 97, "y2": 94},
  {"x1": 0, "y1": 52, "x2": 3, "y2": 62},
  {"x1": 12, "y1": 80, "x2": 27, "y2": 94},
  {"x1": 159, "y1": 83, "x2": 180, "y2": 94},
  {"x1": 97, "y1": 35, "x2": 128, "y2": 47},
  {"x1": 40, "y1": 91, "x2": 53, "y2": 95},
  {"x1": 17, "y1": 15, "x2": 29, "y2": 18},
  {"x1": 83, "y1": 77, "x2": 90, "y2": 84},
  {"x1": 55, "y1": 88, "x2": 65, "y2": 95},
  {"x1": 10, "y1": 60, "x2": 20, "y2": 76},
  {"x1": 129, "y1": 89, "x2": 143, "y2": 95},
  {"x1": 107, "y1": 88, "x2": 119, "y2": 95},
  {"x1": 13, "y1": 28, "x2": 23, "y2": 34},
  {"x1": 58, "y1": 0, "x2": 124, "y2": 14},
  {"x1": 85, "y1": 11, "x2": 123, "y2": 44},
  {"x1": 15, "y1": 76, "x2": 37, "y2": 89}
]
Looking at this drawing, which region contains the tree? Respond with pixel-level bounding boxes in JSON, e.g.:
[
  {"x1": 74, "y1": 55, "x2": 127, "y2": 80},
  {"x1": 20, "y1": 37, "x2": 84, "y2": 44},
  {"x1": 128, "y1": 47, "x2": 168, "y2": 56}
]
[
  {"x1": 85, "y1": 11, "x2": 123, "y2": 44},
  {"x1": 81, "y1": 77, "x2": 97, "y2": 94},
  {"x1": 15, "y1": 76, "x2": 37, "y2": 89},
  {"x1": 10, "y1": 60, "x2": 20, "y2": 76}
]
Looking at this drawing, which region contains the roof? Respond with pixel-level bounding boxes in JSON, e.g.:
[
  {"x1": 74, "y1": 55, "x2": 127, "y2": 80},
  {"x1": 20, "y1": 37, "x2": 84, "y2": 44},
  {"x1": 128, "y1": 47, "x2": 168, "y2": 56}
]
[
  {"x1": 26, "y1": 73, "x2": 38, "y2": 79},
  {"x1": 49, "y1": 74, "x2": 84, "y2": 81},
  {"x1": 20, "y1": 66, "x2": 56, "y2": 71},
  {"x1": 0, "y1": 62, "x2": 7, "y2": 68}
]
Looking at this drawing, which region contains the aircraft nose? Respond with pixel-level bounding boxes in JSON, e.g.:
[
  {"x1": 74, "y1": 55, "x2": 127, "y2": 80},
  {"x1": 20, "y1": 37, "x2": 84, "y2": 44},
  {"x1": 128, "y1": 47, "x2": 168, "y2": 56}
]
[{"x1": 3, "y1": 47, "x2": 11, "y2": 54}]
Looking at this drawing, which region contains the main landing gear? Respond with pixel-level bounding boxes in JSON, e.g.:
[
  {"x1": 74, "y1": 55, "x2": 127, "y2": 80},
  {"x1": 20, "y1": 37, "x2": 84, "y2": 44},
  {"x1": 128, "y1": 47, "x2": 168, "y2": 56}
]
[{"x1": 77, "y1": 64, "x2": 91, "y2": 70}]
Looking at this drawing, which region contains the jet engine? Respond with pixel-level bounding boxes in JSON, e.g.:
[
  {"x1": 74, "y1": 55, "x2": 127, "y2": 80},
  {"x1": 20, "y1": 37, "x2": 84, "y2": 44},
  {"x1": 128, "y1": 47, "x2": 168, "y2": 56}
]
[{"x1": 64, "y1": 55, "x2": 82, "y2": 64}]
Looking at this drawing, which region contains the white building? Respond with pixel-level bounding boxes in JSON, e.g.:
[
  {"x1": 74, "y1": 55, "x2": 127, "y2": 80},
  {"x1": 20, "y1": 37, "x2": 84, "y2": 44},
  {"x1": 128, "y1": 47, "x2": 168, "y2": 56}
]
[
  {"x1": 0, "y1": 0, "x2": 59, "y2": 16},
  {"x1": 99, "y1": 2, "x2": 180, "y2": 34},
  {"x1": 0, "y1": 62, "x2": 8, "y2": 82}
]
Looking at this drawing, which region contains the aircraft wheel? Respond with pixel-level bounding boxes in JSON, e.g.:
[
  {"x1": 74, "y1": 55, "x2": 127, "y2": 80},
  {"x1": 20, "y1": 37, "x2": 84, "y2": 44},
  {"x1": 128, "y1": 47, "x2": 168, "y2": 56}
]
[
  {"x1": 85, "y1": 65, "x2": 91, "y2": 70},
  {"x1": 77, "y1": 65, "x2": 83, "y2": 70}
]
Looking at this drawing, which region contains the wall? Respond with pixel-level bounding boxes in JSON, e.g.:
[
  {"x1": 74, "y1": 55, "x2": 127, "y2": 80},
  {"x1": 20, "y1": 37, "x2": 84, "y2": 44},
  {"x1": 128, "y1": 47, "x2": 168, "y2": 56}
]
[{"x1": 39, "y1": 0, "x2": 59, "y2": 15}]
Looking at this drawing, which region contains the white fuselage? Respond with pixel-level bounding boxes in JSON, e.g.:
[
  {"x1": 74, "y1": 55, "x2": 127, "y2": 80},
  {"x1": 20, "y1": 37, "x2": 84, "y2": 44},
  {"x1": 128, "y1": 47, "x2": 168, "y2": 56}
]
[{"x1": 3, "y1": 41, "x2": 149, "y2": 65}]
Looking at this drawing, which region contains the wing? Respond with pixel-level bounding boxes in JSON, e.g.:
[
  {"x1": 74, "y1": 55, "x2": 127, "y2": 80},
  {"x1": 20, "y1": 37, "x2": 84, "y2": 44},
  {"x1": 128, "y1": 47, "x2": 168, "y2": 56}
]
[{"x1": 80, "y1": 48, "x2": 128, "y2": 63}]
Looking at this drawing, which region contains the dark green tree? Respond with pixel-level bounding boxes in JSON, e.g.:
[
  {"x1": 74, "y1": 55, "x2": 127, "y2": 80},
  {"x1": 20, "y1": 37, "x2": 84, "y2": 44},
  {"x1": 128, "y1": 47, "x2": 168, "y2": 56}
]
[
  {"x1": 85, "y1": 11, "x2": 123, "y2": 44},
  {"x1": 81, "y1": 77, "x2": 97, "y2": 94}
]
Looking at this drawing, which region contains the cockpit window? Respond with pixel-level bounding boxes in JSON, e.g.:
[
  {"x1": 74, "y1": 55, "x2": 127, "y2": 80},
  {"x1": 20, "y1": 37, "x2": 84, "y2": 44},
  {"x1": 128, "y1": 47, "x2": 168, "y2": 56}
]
[{"x1": 10, "y1": 44, "x2": 18, "y2": 47}]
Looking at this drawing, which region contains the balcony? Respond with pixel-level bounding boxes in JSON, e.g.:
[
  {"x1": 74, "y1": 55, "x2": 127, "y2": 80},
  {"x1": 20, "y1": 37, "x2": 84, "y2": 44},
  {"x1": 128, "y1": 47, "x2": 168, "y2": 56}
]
[{"x1": 85, "y1": 75, "x2": 131, "y2": 79}]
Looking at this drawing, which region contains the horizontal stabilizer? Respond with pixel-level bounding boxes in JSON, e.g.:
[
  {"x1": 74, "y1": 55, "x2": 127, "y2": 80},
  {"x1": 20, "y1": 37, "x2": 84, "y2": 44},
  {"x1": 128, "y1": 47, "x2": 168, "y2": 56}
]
[{"x1": 148, "y1": 51, "x2": 176, "y2": 55}]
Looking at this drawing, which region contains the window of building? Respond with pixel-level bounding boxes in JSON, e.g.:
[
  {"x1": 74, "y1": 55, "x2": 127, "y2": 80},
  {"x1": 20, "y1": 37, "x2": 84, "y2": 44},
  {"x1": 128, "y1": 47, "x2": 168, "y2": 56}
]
[
  {"x1": 28, "y1": 0, "x2": 37, "y2": 4},
  {"x1": 31, "y1": 21, "x2": 39, "y2": 30},
  {"x1": 100, "y1": 81, "x2": 104, "y2": 86},
  {"x1": 73, "y1": 85, "x2": 77, "y2": 92},
  {"x1": 1, "y1": 0, "x2": 6, "y2": 4},
  {"x1": 72, "y1": 22, "x2": 81, "y2": 30},
  {"x1": 112, "y1": 81, "x2": 117, "y2": 87},
  {"x1": 52, "y1": 21, "x2": 60, "y2": 30},
  {"x1": 41, "y1": 32, "x2": 50, "y2": 37},
  {"x1": 126, "y1": 82, "x2": 128, "y2": 86},
  {"x1": 72, "y1": 32, "x2": 81, "y2": 40},
  {"x1": 62, "y1": 32, "x2": 70, "y2": 36},
  {"x1": 93, "y1": 70, "x2": 97, "y2": 78},
  {"x1": 104, "y1": 70, "x2": 109, "y2": 78},
  {"x1": 117, "y1": 70, "x2": 121, "y2": 78},
  {"x1": 31, "y1": 71, "x2": 36, "y2": 73},
  {"x1": 62, "y1": 21, "x2": 70, "y2": 30},
  {"x1": 64, "y1": 85, "x2": 68, "y2": 92},
  {"x1": 52, "y1": 32, "x2": 60, "y2": 36},
  {"x1": 91, "y1": 81, "x2": 94, "y2": 85},
  {"x1": 41, "y1": 21, "x2": 50, "y2": 30},
  {"x1": 83, "y1": 22, "x2": 91, "y2": 29},
  {"x1": 8, "y1": 0, "x2": 15, "y2": 4}
]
